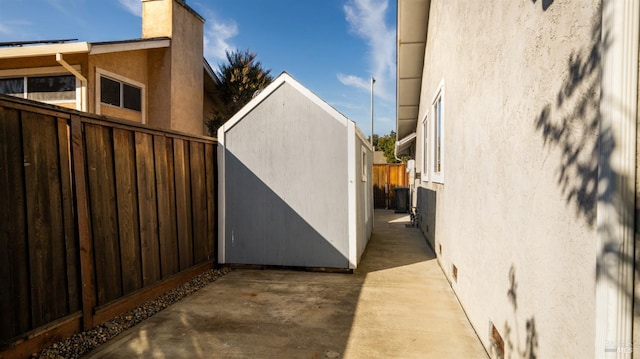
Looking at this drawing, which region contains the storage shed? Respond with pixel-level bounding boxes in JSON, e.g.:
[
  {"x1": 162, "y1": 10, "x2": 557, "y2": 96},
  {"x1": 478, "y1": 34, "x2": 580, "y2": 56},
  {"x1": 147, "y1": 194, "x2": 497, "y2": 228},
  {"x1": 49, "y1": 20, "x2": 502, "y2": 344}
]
[{"x1": 217, "y1": 72, "x2": 373, "y2": 270}]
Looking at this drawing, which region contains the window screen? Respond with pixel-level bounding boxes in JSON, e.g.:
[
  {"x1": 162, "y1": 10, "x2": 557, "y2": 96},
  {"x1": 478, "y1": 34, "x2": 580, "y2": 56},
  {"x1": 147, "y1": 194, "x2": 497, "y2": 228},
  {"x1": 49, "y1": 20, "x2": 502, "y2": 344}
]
[
  {"x1": 100, "y1": 76, "x2": 121, "y2": 107},
  {"x1": 0, "y1": 78, "x2": 24, "y2": 97}
]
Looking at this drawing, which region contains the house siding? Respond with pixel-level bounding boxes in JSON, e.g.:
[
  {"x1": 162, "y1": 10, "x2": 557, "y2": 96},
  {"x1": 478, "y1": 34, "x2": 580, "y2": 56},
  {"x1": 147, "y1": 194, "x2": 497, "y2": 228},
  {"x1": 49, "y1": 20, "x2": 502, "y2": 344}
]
[{"x1": 414, "y1": 1, "x2": 601, "y2": 358}]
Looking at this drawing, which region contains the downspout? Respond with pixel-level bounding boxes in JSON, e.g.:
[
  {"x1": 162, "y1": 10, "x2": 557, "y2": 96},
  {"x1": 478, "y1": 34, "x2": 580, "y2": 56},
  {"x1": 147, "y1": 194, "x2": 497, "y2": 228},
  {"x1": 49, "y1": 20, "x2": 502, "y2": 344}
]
[{"x1": 56, "y1": 52, "x2": 87, "y2": 111}]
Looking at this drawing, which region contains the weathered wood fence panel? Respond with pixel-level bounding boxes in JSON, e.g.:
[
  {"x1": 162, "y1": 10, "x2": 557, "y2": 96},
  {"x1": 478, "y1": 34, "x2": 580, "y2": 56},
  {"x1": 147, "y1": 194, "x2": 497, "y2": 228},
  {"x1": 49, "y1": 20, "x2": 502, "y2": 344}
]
[
  {"x1": 0, "y1": 96, "x2": 217, "y2": 356},
  {"x1": 372, "y1": 163, "x2": 408, "y2": 209}
]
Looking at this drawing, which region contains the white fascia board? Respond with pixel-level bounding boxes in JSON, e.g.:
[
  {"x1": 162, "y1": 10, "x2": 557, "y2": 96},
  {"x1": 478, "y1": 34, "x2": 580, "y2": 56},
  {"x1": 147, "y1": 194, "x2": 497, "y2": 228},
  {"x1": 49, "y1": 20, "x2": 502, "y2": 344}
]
[
  {"x1": 217, "y1": 128, "x2": 226, "y2": 264},
  {"x1": 0, "y1": 42, "x2": 90, "y2": 59},
  {"x1": 347, "y1": 121, "x2": 357, "y2": 269},
  {"x1": 354, "y1": 122, "x2": 374, "y2": 152},
  {"x1": 396, "y1": 131, "x2": 417, "y2": 153},
  {"x1": 89, "y1": 39, "x2": 170, "y2": 55}
]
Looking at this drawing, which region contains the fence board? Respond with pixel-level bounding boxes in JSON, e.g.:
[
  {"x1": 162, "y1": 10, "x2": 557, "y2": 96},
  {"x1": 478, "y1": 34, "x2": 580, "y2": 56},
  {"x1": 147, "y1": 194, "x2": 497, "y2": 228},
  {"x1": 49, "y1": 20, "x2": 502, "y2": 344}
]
[
  {"x1": 22, "y1": 112, "x2": 68, "y2": 327},
  {"x1": 154, "y1": 135, "x2": 179, "y2": 278},
  {"x1": 85, "y1": 124, "x2": 122, "y2": 305},
  {"x1": 190, "y1": 142, "x2": 207, "y2": 264},
  {"x1": 205, "y1": 143, "x2": 216, "y2": 262},
  {"x1": 0, "y1": 106, "x2": 30, "y2": 342},
  {"x1": 57, "y1": 119, "x2": 80, "y2": 314},
  {"x1": 113, "y1": 128, "x2": 143, "y2": 295},
  {"x1": 135, "y1": 132, "x2": 161, "y2": 286},
  {"x1": 174, "y1": 139, "x2": 194, "y2": 270},
  {"x1": 71, "y1": 114, "x2": 95, "y2": 330}
]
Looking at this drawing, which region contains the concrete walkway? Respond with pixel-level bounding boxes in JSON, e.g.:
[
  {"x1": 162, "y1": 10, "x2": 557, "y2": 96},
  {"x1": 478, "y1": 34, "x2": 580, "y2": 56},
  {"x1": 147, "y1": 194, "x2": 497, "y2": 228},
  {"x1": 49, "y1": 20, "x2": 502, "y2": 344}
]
[{"x1": 87, "y1": 210, "x2": 487, "y2": 358}]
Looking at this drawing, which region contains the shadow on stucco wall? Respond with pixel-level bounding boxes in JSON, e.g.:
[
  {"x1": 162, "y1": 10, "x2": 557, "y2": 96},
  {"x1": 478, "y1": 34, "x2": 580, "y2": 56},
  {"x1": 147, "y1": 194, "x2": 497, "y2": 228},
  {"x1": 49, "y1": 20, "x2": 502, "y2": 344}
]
[
  {"x1": 532, "y1": 2, "x2": 637, "y2": 310},
  {"x1": 493, "y1": 265, "x2": 538, "y2": 359},
  {"x1": 531, "y1": 0, "x2": 554, "y2": 11}
]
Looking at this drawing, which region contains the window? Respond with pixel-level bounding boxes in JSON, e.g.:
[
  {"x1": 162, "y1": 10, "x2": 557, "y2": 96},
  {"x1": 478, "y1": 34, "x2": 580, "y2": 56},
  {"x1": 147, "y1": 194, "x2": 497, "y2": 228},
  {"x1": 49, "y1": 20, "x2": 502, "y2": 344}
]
[
  {"x1": 430, "y1": 80, "x2": 445, "y2": 183},
  {"x1": 421, "y1": 113, "x2": 428, "y2": 182},
  {"x1": 361, "y1": 146, "x2": 368, "y2": 181},
  {"x1": 0, "y1": 74, "x2": 76, "y2": 102},
  {"x1": 99, "y1": 75, "x2": 142, "y2": 111}
]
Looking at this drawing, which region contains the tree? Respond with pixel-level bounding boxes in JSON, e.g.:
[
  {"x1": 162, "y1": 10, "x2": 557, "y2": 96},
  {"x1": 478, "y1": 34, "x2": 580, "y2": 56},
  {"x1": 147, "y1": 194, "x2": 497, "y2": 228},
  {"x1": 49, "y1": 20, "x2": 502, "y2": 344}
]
[
  {"x1": 376, "y1": 130, "x2": 401, "y2": 163},
  {"x1": 206, "y1": 49, "x2": 273, "y2": 136}
]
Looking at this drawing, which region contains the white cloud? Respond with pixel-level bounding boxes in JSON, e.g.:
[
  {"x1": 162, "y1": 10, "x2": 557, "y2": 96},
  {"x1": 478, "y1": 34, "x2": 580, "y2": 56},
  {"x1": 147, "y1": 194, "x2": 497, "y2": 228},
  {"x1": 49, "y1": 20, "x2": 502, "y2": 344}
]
[
  {"x1": 341, "y1": 0, "x2": 395, "y2": 101},
  {"x1": 337, "y1": 73, "x2": 370, "y2": 92},
  {"x1": 118, "y1": 0, "x2": 142, "y2": 17},
  {"x1": 203, "y1": 17, "x2": 238, "y2": 62}
]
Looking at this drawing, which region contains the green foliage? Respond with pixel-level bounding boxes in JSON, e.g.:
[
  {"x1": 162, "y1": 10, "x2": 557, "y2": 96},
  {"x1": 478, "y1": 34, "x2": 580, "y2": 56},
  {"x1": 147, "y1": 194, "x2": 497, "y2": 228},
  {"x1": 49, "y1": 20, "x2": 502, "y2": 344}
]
[
  {"x1": 377, "y1": 130, "x2": 401, "y2": 163},
  {"x1": 206, "y1": 49, "x2": 273, "y2": 136}
]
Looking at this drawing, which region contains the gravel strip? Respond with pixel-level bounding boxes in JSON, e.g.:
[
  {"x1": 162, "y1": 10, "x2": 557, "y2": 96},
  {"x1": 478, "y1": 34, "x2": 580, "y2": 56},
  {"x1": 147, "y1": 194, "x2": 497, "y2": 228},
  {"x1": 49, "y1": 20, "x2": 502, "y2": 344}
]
[{"x1": 35, "y1": 267, "x2": 231, "y2": 359}]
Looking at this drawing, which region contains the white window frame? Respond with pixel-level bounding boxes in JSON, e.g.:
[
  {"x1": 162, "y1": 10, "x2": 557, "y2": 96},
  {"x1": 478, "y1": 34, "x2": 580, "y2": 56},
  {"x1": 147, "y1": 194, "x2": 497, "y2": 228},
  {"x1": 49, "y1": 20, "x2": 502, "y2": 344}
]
[
  {"x1": 95, "y1": 67, "x2": 146, "y2": 123},
  {"x1": 361, "y1": 145, "x2": 368, "y2": 181},
  {"x1": 430, "y1": 79, "x2": 445, "y2": 183},
  {"x1": 0, "y1": 66, "x2": 81, "y2": 110},
  {"x1": 421, "y1": 111, "x2": 429, "y2": 182}
]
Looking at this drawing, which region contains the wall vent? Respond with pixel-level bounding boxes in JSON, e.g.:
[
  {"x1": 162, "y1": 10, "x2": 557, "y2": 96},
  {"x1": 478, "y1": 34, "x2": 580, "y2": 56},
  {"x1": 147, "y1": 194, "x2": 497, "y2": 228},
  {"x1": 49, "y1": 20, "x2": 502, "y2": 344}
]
[
  {"x1": 438, "y1": 244, "x2": 442, "y2": 255},
  {"x1": 490, "y1": 322, "x2": 504, "y2": 359}
]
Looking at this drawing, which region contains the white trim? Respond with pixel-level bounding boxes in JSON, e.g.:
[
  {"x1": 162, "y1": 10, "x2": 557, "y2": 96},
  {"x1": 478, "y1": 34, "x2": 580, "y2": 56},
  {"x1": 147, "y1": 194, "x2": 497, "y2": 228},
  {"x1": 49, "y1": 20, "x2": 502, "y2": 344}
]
[
  {"x1": 594, "y1": 0, "x2": 639, "y2": 356},
  {"x1": 0, "y1": 65, "x2": 81, "y2": 77},
  {"x1": 217, "y1": 126, "x2": 226, "y2": 264},
  {"x1": 421, "y1": 110, "x2": 429, "y2": 182},
  {"x1": 0, "y1": 42, "x2": 89, "y2": 60},
  {"x1": 361, "y1": 145, "x2": 368, "y2": 182},
  {"x1": 220, "y1": 72, "x2": 351, "y2": 134},
  {"x1": 430, "y1": 79, "x2": 445, "y2": 184},
  {"x1": 89, "y1": 39, "x2": 170, "y2": 55},
  {"x1": 95, "y1": 67, "x2": 146, "y2": 124},
  {"x1": 347, "y1": 121, "x2": 357, "y2": 269}
]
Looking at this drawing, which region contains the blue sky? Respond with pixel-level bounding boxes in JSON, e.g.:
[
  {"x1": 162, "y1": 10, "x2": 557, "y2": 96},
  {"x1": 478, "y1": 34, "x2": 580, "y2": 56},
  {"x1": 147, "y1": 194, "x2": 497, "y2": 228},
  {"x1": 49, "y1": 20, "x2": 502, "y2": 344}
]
[{"x1": 0, "y1": 0, "x2": 397, "y2": 137}]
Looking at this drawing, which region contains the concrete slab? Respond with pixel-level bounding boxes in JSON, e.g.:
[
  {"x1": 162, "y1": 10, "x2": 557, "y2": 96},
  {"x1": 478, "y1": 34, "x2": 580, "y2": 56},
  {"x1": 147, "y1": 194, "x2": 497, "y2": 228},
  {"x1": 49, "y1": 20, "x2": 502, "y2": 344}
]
[{"x1": 86, "y1": 210, "x2": 487, "y2": 358}]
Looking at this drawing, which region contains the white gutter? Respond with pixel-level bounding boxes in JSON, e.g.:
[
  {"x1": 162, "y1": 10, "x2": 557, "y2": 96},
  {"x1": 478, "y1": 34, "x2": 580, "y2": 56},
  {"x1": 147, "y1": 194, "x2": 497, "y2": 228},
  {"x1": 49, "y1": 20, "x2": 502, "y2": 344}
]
[{"x1": 56, "y1": 52, "x2": 87, "y2": 111}]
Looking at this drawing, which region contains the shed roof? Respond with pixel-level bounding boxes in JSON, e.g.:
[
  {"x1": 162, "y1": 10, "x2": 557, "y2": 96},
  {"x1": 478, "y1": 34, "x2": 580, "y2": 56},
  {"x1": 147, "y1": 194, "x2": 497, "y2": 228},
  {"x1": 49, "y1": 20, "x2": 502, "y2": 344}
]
[{"x1": 220, "y1": 72, "x2": 365, "y2": 140}]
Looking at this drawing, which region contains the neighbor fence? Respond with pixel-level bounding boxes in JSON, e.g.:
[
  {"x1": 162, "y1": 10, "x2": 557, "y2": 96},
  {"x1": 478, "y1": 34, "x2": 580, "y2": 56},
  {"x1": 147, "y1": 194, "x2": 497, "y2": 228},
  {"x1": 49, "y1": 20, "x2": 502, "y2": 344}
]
[
  {"x1": 0, "y1": 95, "x2": 217, "y2": 357},
  {"x1": 372, "y1": 163, "x2": 408, "y2": 209}
]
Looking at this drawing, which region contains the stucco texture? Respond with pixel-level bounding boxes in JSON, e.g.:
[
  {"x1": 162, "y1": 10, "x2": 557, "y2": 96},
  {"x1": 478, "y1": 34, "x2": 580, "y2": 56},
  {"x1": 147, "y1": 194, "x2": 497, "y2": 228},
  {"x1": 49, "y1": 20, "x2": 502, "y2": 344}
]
[{"x1": 414, "y1": 1, "x2": 601, "y2": 358}]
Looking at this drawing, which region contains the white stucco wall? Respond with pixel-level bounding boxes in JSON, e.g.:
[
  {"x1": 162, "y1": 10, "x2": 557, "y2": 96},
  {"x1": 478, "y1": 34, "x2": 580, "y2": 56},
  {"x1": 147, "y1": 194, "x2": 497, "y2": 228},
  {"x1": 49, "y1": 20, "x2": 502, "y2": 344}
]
[{"x1": 414, "y1": 1, "x2": 601, "y2": 358}]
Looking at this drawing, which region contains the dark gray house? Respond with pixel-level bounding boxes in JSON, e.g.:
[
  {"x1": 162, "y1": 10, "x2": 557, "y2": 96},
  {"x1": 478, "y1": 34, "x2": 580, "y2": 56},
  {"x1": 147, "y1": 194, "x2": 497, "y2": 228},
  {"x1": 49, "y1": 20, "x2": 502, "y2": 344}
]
[{"x1": 217, "y1": 72, "x2": 373, "y2": 269}]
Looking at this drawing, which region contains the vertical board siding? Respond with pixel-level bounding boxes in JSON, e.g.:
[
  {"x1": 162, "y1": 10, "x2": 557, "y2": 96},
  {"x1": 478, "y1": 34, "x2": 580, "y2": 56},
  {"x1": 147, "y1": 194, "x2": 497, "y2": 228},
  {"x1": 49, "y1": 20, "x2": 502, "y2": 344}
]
[
  {"x1": 57, "y1": 119, "x2": 80, "y2": 314},
  {"x1": 154, "y1": 135, "x2": 179, "y2": 278},
  {"x1": 0, "y1": 97, "x2": 216, "y2": 352},
  {"x1": 205, "y1": 143, "x2": 216, "y2": 261},
  {"x1": 22, "y1": 112, "x2": 69, "y2": 327},
  {"x1": 113, "y1": 128, "x2": 143, "y2": 295},
  {"x1": 174, "y1": 139, "x2": 194, "y2": 270},
  {"x1": 190, "y1": 142, "x2": 207, "y2": 263},
  {"x1": 85, "y1": 124, "x2": 123, "y2": 305},
  {"x1": 0, "y1": 106, "x2": 30, "y2": 342},
  {"x1": 135, "y1": 132, "x2": 161, "y2": 286}
]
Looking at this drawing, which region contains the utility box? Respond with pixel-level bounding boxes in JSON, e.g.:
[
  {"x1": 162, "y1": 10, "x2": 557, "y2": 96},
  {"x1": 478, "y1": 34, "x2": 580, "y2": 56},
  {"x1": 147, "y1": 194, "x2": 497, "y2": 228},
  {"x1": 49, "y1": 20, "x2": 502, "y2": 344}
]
[{"x1": 394, "y1": 187, "x2": 410, "y2": 213}]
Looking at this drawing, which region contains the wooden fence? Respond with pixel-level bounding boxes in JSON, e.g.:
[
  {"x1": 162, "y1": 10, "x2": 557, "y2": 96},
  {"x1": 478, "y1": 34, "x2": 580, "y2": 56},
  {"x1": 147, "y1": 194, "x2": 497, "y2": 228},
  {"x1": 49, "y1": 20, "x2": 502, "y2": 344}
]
[
  {"x1": 0, "y1": 96, "x2": 217, "y2": 356},
  {"x1": 372, "y1": 163, "x2": 408, "y2": 209}
]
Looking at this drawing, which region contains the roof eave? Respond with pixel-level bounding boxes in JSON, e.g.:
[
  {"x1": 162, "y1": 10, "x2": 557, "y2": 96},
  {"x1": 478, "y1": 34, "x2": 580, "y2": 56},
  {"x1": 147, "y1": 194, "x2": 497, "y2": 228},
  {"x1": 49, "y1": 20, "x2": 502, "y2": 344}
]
[
  {"x1": 0, "y1": 41, "x2": 90, "y2": 59},
  {"x1": 396, "y1": 0, "x2": 430, "y2": 145}
]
